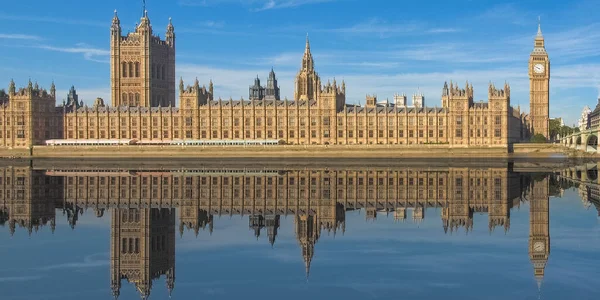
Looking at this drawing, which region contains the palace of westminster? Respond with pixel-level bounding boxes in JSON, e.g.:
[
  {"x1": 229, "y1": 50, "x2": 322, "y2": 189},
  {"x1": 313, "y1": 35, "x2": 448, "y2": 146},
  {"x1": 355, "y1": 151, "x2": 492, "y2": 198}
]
[
  {"x1": 0, "y1": 8, "x2": 551, "y2": 149},
  {"x1": 0, "y1": 161, "x2": 575, "y2": 299}
]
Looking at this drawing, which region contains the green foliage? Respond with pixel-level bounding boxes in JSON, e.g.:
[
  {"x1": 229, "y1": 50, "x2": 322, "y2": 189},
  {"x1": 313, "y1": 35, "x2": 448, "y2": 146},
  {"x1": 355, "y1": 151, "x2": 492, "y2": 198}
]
[
  {"x1": 559, "y1": 125, "x2": 574, "y2": 137},
  {"x1": 574, "y1": 127, "x2": 581, "y2": 133},
  {"x1": 549, "y1": 119, "x2": 561, "y2": 139},
  {"x1": 530, "y1": 133, "x2": 547, "y2": 143}
]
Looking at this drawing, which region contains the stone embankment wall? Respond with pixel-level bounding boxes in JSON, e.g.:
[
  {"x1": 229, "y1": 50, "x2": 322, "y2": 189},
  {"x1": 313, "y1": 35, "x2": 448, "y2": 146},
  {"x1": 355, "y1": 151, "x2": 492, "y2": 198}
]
[{"x1": 0, "y1": 143, "x2": 577, "y2": 159}]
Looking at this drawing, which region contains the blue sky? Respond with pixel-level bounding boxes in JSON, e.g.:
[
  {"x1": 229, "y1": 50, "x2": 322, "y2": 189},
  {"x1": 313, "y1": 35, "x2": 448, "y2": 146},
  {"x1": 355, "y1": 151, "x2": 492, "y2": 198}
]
[{"x1": 1, "y1": 0, "x2": 599, "y2": 125}]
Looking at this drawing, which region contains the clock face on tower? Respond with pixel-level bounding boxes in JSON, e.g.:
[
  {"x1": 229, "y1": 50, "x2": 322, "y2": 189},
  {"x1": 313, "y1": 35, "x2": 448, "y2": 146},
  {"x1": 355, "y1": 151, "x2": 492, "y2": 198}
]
[
  {"x1": 534, "y1": 241, "x2": 545, "y2": 252},
  {"x1": 534, "y1": 64, "x2": 545, "y2": 74}
]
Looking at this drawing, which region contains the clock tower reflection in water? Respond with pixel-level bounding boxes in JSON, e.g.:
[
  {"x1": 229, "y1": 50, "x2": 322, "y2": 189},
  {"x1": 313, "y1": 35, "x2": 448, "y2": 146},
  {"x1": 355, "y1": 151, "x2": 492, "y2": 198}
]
[{"x1": 529, "y1": 176, "x2": 550, "y2": 289}]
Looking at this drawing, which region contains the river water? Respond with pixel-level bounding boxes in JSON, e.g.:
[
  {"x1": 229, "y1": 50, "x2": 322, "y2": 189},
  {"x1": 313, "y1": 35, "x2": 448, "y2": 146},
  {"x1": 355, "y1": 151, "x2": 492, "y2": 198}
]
[{"x1": 0, "y1": 160, "x2": 599, "y2": 299}]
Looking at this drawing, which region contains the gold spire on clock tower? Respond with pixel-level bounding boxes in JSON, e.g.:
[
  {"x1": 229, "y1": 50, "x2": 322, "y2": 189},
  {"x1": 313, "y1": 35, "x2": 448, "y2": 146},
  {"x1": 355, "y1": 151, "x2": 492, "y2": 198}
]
[{"x1": 529, "y1": 18, "x2": 550, "y2": 139}]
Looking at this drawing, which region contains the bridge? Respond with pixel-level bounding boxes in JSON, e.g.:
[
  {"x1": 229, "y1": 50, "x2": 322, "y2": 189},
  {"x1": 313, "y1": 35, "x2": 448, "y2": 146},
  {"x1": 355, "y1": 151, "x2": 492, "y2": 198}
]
[
  {"x1": 559, "y1": 129, "x2": 599, "y2": 153},
  {"x1": 558, "y1": 162, "x2": 599, "y2": 183}
]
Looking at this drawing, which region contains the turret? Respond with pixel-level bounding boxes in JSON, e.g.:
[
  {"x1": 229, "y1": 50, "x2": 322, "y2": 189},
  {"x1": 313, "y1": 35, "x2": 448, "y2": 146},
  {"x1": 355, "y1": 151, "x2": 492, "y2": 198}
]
[
  {"x1": 8, "y1": 79, "x2": 15, "y2": 96},
  {"x1": 111, "y1": 10, "x2": 121, "y2": 38},
  {"x1": 366, "y1": 94, "x2": 377, "y2": 107},
  {"x1": 166, "y1": 268, "x2": 175, "y2": 298},
  {"x1": 66, "y1": 85, "x2": 80, "y2": 109},
  {"x1": 394, "y1": 93, "x2": 407, "y2": 107},
  {"x1": 412, "y1": 88, "x2": 424, "y2": 108},
  {"x1": 93, "y1": 97, "x2": 105, "y2": 108},
  {"x1": 50, "y1": 81, "x2": 56, "y2": 98},
  {"x1": 209, "y1": 79, "x2": 214, "y2": 98},
  {"x1": 137, "y1": 10, "x2": 152, "y2": 35},
  {"x1": 179, "y1": 79, "x2": 211, "y2": 107},
  {"x1": 111, "y1": 280, "x2": 121, "y2": 300},
  {"x1": 166, "y1": 17, "x2": 175, "y2": 48}
]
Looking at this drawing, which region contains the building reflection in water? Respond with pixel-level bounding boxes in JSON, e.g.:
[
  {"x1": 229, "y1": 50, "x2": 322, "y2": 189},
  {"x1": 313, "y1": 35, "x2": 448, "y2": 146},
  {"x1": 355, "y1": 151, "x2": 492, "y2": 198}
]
[
  {"x1": 3, "y1": 162, "x2": 592, "y2": 299},
  {"x1": 110, "y1": 208, "x2": 175, "y2": 299}
]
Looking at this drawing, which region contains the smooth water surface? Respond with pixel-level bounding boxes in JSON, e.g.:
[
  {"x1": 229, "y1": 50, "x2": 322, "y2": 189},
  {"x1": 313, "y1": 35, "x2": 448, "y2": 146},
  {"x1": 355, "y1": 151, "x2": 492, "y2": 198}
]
[{"x1": 0, "y1": 161, "x2": 599, "y2": 300}]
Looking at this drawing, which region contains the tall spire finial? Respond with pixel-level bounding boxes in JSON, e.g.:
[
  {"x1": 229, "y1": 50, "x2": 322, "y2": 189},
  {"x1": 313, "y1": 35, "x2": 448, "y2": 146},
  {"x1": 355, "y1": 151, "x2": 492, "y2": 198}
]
[
  {"x1": 305, "y1": 33, "x2": 310, "y2": 52},
  {"x1": 537, "y1": 16, "x2": 543, "y2": 37}
]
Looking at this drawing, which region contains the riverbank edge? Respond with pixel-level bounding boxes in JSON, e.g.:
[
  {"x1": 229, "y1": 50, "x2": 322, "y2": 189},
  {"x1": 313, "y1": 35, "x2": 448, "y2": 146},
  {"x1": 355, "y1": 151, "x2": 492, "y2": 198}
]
[{"x1": 0, "y1": 143, "x2": 587, "y2": 159}]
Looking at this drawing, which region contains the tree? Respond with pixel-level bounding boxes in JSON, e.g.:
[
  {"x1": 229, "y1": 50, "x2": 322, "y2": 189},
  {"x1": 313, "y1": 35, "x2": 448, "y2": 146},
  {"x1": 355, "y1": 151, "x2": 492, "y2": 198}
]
[
  {"x1": 574, "y1": 127, "x2": 581, "y2": 133},
  {"x1": 530, "y1": 133, "x2": 547, "y2": 143},
  {"x1": 549, "y1": 119, "x2": 561, "y2": 140},
  {"x1": 559, "y1": 125, "x2": 573, "y2": 137}
]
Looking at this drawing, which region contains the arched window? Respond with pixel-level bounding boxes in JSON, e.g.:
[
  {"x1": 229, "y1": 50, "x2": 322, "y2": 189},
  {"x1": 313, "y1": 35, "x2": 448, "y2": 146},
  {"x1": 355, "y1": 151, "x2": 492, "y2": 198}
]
[
  {"x1": 135, "y1": 62, "x2": 140, "y2": 77},
  {"x1": 152, "y1": 64, "x2": 156, "y2": 79},
  {"x1": 122, "y1": 93, "x2": 127, "y2": 104},
  {"x1": 135, "y1": 93, "x2": 140, "y2": 106},
  {"x1": 129, "y1": 62, "x2": 133, "y2": 79},
  {"x1": 129, "y1": 93, "x2": 134, "y2": 106},
  {"x1": 122, "y1": 62, "x2": 127, "y2": 77},
  {"x1": 161, "y1": 65, "x2": 166, "y2": 80},
  {"x1": 156, "y1": 64, "x2": 161, "y2": 80}
]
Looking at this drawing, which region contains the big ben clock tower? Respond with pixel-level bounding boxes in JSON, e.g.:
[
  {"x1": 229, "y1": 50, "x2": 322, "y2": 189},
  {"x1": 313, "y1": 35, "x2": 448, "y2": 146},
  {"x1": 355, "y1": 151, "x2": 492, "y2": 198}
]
[
  {"x1": 529, "y1": 20, "x2": 550, "y2": 139},
  {"x1": 529, "y1": 177, "x2": 550, "y2": 290}
]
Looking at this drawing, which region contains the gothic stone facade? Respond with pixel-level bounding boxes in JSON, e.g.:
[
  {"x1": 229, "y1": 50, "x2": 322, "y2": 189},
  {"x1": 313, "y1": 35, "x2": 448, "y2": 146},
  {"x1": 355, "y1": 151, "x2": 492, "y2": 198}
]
[
  {"x1": 110, "y1": 10, "x2": 175, "y2": 108},
  {"x1": 0, "y1": 10, "x2": 546, "y2": 148},
  {"x1": 0, "y1": 80, "x2": 63, "y2": 148}
]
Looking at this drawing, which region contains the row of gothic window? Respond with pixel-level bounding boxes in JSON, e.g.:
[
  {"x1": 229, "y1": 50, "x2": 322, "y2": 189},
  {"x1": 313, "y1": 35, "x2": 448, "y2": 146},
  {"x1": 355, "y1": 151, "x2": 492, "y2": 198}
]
[
  {"x1": 60, "y1": 175, "x2": 501, "y2": 188},
  {"x1": 121, "y1": 62, "x2": 140, "y2": 78},
  {"x1": 120, "y1": 62, "x2": 167, "y2": 80},
  {"x1": 122, "y1": 93, "x2": 140, "y2": 106}
]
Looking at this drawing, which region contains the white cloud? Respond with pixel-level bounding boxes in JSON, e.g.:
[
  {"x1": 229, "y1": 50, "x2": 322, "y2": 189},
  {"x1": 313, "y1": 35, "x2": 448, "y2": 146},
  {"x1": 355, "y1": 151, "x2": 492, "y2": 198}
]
[
  {"x1": 324, "y1": 18, "x2": 422, "y2": 37},
  {"x1": 178, "y1": 0, "x2": 338, "y2": 11},
  {"x1": 36, "y1": 253, "x2": 108, "y2": 271},
  {"x1": 37, "y1": 43, "x2": 109, "y2": 63},
  {"x1": 0, "y1": 33, "x2": 42, "y2": 41},
  {"x1": 426, "y1": 28, "x2": 462, "y2": 34},
  {"x1": 0, "y1": 275, "x2": 43, "y2": 282},
  {"x1": 0, "y1": 13, "x2": 104, "y2": 27},
  {"x1": 200, "y1": 20, "x2": 226, "y2": 28},
  {"x1": 321, "y1": 18, "x2": 460, "y2": 38},
  {"x1": 253, "y1": 0, "x2": 336, "y2": 11}
]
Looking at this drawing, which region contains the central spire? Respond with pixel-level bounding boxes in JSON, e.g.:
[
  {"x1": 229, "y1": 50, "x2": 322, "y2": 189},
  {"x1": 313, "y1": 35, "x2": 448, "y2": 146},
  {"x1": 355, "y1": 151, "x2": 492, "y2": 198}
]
[
  {"x1": 305, "y1": 33, "x2": 310, "y2": 53},
  {"x1": 301, "y1": 34, "x2": 314, "y2": 72},
  {"x1": 537, "y1": 16, "x2": 543, "y2": 38}
]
